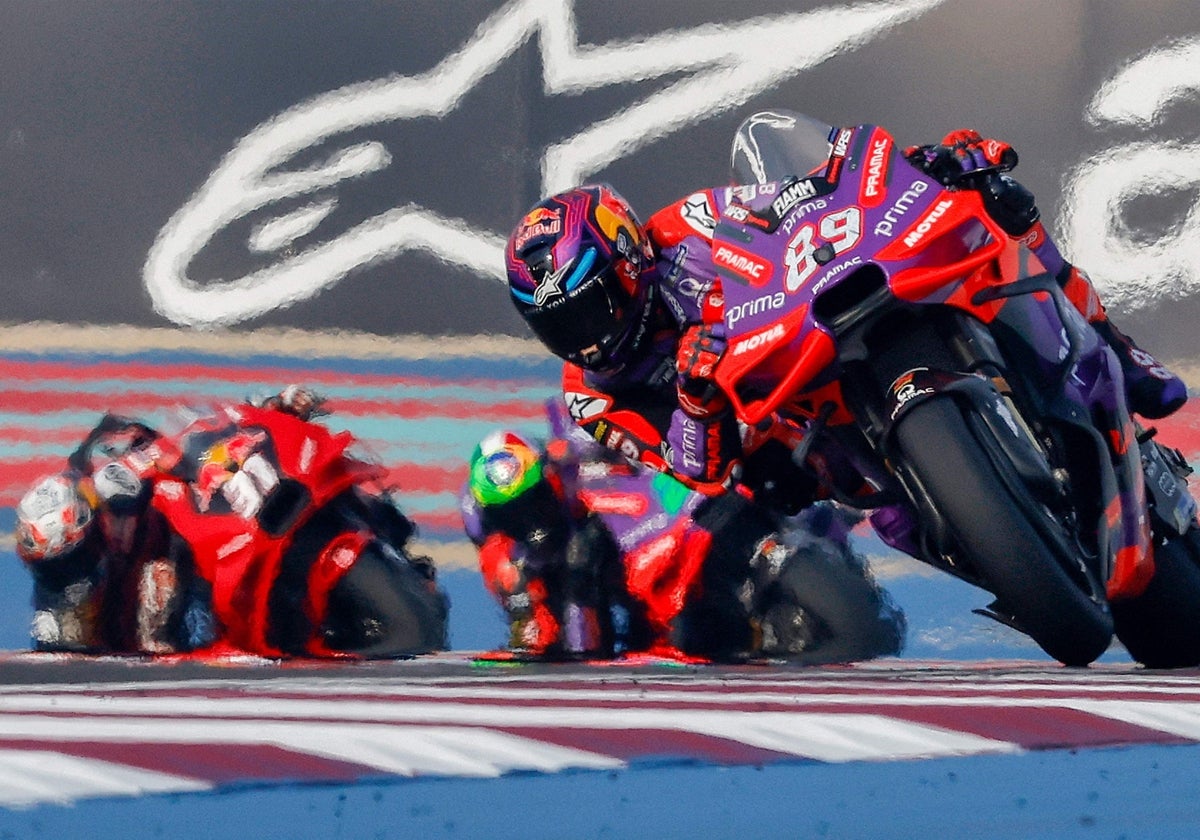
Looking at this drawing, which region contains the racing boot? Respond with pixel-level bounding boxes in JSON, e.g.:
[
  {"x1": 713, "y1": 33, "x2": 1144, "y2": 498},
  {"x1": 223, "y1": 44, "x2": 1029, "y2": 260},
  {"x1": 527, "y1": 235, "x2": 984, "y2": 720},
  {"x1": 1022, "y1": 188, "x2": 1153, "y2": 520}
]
[
  {"x1": 559, "y1": 601, "x2": 605, "y2": 657},
  {"x1": 868, "y1": 504, "x2": 922, "y2": 560},
  {"x1": 1054, "y1": 263, "x2": 1188, "y2": 420},
  {"x1": 1091, "y1": 318, "x2": 1189, "y2": 420}
]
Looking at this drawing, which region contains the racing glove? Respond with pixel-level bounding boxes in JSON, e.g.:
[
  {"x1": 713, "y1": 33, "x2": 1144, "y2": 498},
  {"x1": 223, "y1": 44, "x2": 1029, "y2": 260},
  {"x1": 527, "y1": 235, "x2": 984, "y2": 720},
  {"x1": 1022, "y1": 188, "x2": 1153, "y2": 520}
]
[
  {"x1": 904, "y1": 129, "x2": 1018, "y2": 186},
  {"x1": 905, "y1": 131, "x2": 1038, "y2": 236},
  {"x1": 665, "y1": 408, "x2": 740, "y2": 491},
  {"x1": 676, "y1": 323, "x2": 729, "y2": 420}
]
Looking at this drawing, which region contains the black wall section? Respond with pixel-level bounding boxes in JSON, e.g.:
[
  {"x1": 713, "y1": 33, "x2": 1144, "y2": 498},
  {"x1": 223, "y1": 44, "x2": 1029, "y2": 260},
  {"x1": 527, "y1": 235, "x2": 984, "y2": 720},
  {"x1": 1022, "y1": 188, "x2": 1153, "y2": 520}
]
[{"x1": 2, "y1": 0, "x2": 1199, "y2": 357}]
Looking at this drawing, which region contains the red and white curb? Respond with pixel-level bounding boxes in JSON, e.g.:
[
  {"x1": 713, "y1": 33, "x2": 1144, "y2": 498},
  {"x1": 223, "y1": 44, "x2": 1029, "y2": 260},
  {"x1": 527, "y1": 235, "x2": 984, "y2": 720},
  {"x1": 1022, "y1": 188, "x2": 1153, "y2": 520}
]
[{"x1": 0, "y1": 660, "x2": 1197, "y2": 807}]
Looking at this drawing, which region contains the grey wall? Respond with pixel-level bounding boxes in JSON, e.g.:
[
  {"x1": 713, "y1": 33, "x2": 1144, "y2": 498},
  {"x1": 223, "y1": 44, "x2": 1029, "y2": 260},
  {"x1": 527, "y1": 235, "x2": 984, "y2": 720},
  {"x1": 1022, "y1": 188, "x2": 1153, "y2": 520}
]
[{"x1": 3, "y1": 0, "x2": 1200, "y2": 357}]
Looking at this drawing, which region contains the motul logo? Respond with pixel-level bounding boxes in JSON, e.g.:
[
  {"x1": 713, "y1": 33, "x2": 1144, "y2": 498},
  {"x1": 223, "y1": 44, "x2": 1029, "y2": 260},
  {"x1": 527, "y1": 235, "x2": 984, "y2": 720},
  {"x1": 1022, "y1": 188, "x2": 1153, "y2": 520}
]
[
  {"x1": 714, "y1": 244, "x2": 772, "y2": 282},
  {"x1": 902, "y1": 199, "x2": 954, "y2": 247},
  {"x1": 732, "y1": 323, "x2": 785, "y2": 355}
]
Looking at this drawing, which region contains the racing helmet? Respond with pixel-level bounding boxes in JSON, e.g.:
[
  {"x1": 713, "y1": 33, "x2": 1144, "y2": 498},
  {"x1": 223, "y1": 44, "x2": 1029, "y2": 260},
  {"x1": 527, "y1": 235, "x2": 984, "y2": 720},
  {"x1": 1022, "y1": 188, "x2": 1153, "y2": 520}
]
[
  {"x1": 505, "y1": 185, "x2": 657, "y2": 372},
  {"x1": 469, "y1": 430, "x2": 545, "y2": 507},
  {"x1": 468, "y1": 430, "x2": 569, "y2": 551},
  {"x1": 15, "y1": 474, "x2": 95, "y2": 563}
]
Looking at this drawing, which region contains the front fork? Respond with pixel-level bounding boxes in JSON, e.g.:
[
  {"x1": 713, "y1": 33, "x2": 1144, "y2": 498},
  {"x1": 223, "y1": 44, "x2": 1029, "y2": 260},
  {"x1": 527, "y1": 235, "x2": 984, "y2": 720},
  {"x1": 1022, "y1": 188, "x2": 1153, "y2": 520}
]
[
  {"x1": 921, "y1": 312, "x2": 1159, "y2": 602},
  {"x1": 835, "y1": 308, "x2": 1123, "y2": 597}
]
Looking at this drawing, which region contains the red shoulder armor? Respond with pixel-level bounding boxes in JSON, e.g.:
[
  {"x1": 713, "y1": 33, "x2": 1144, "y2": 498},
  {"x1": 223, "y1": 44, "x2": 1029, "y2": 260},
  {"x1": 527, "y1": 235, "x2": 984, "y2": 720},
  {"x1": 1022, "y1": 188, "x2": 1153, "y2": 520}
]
[{"x1": 561, "y1": 363, "x2": 614, "y2": 425}]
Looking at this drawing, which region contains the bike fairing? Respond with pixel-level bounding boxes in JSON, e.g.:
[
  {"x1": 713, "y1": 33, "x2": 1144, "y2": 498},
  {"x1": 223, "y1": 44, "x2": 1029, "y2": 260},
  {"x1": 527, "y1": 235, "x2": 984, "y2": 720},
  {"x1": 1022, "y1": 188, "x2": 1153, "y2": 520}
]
[
  {"x1": 712, "y1": 111, "x2": 1199, "y2": 666},
  {"x1": 151, "y1": 404, "x2": 383, "y2": 656},
  {"x1": 716, "y1": 116, "x2": 1139, "y2": 578}
]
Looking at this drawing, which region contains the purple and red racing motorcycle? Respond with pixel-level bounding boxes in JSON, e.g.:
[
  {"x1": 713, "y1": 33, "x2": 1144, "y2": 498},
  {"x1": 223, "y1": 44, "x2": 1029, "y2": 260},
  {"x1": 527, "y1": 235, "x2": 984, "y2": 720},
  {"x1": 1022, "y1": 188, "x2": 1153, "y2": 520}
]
[{"x1": 708, "y1": 110, "x2": 1200, "y2": 667}]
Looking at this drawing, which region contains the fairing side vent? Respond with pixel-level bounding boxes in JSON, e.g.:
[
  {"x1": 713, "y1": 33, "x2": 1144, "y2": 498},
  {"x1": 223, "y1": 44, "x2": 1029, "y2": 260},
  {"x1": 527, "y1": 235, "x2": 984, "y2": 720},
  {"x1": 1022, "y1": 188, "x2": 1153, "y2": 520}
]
[{"x1": 812, "y1": 263, "x2": 889, "y2": 334}]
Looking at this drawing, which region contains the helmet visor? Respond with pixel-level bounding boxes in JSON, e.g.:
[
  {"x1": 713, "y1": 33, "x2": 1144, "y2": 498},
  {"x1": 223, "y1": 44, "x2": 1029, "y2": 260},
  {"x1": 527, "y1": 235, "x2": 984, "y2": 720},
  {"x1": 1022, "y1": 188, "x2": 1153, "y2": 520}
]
[{"x1": 520, "y1": 269, "x2": 637, "y2": 368}]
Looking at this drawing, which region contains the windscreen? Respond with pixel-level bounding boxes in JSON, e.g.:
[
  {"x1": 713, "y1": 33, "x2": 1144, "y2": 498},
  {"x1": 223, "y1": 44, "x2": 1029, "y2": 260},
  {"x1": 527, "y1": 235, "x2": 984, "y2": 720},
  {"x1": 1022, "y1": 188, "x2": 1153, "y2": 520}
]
[{"x1": 730, "y1": 110, "x2": 837, "y2": 185}]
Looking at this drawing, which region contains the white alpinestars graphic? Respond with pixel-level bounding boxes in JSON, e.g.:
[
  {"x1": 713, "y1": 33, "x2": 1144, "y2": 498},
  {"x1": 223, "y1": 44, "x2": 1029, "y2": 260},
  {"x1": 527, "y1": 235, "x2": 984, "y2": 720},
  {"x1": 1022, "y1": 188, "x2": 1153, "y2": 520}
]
[
  {"x1": 564, "y1": 391, "x2": 610, "y2": 421},
  {"x1": 144, "y1": 0, "x2": 943, "y2": 327},
  {"x1": 1062, "y1": 34, "x2": 1200, "y2": 309},
  {"x1": 533, "y1": 259, "x2": 572, "y2": 307},
  {"x1": 681, "y1": 193, "x2": 718, "y2": 236}
]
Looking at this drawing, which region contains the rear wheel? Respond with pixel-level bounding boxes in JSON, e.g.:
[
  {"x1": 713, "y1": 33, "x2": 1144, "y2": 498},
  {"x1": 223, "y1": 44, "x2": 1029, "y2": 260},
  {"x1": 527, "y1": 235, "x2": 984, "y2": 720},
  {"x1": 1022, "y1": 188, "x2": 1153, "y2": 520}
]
[
  {"x1": 1112, "y1": 526, "x2": 1200, "y2": 668},
  {"x1": 894, "y1": 396, "x2": 1113, "y2": 666}
]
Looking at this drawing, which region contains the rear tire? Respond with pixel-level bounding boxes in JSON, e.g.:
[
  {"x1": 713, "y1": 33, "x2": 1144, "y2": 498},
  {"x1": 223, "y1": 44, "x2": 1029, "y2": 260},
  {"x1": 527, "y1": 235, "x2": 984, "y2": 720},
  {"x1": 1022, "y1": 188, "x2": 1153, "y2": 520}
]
[
  {"x1": 1112, "y1": 526, "x2": 1200, "y2": 668},
  {"x1": 894, "y1": 397, "x2": 1113, "y2": 666}
]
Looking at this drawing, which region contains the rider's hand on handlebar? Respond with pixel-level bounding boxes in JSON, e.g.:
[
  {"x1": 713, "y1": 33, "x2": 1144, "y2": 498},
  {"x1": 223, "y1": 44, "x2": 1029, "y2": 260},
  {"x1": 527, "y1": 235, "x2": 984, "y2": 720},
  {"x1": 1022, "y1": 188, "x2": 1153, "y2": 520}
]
[
  {"x1": 941, "y1": 128, "x2": 1018, "y2": 170},
  {"x1": 677, "y1": 324, "x2": 728, "y2": 419},
  {"x1": 904, "y1": 129, "x2": 1018, "y2": 186}
]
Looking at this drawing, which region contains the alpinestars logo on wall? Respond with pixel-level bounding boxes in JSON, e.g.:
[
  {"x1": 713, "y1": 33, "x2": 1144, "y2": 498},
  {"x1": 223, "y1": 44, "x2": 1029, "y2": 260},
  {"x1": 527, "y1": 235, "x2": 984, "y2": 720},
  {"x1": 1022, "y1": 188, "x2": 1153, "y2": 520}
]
[
  {"x1": 143, "y1": 0, "x2": 942, "y2": 328},
  {"x1": 1061, "y1": 35, "x2": 1200, "y2": 310}
]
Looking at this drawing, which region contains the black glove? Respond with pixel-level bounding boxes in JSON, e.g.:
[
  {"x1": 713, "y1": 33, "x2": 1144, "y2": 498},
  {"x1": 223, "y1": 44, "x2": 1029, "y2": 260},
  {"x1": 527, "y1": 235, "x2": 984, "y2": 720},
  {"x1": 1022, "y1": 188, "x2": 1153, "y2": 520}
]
[{"x1": 904, "y1": 129, "x2": 1018, "y2": 186}]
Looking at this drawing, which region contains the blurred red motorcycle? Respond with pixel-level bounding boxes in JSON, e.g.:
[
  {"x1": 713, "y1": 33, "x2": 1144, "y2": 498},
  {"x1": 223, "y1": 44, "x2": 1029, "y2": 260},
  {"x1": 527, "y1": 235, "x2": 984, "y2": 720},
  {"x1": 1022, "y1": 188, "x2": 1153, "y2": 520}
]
[{"x1": 15, "y1": 391, "x2": 448, "y2": 659}]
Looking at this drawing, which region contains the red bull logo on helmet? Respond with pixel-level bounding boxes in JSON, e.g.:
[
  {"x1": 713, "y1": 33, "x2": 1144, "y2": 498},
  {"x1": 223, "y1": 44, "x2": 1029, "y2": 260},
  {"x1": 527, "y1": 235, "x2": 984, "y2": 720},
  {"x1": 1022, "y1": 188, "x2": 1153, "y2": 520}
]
[{"x1": 513, "y1": 206, "x2": 563, "y2": 251}]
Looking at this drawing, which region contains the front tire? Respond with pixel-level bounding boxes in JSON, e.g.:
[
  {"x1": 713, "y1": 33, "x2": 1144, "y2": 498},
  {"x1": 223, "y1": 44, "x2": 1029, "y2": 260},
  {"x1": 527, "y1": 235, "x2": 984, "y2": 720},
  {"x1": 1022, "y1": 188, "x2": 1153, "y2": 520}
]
[
  {"x1": 762, "y1": 528, "x2": 906, "y2": 665},
  {"x1": 323, "y1": 544, "x2": 449, "y2": 658},
  {"x1": 893, "y1": 396, "x2": 1113, "y2": 666}
]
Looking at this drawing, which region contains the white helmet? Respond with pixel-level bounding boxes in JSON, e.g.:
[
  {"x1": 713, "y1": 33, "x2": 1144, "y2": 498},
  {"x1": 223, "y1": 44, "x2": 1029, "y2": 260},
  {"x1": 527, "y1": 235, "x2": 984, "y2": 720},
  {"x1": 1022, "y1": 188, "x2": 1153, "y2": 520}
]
[{"x1": 15, "y1": 475, "x2": 94, "y2": 562}]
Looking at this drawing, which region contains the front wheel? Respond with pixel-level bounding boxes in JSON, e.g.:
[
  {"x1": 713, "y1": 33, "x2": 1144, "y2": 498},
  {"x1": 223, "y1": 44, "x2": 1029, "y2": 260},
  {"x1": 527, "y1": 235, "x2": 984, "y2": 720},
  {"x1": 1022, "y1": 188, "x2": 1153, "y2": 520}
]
[
  {"x1": 761, "y1": 527, "x2": 906, "y2": 665},
  {"x1": 893, "y1": 396, "x2": 1114, "y2": 666},
  {"x1": 322, "y1": 543, "x2": 449, "y2": 658}
]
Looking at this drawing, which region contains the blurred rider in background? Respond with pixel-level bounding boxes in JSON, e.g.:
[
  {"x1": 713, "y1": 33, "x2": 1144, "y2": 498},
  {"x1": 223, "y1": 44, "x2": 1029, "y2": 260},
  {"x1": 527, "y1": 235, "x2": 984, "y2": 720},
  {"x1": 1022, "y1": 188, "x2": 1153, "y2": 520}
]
[
  {"x1": 458, "y1": 401, "x2": 905, "y2": 663},
  {"x1": 14, "y1": 386, "x2": 447, "y2": 659}
]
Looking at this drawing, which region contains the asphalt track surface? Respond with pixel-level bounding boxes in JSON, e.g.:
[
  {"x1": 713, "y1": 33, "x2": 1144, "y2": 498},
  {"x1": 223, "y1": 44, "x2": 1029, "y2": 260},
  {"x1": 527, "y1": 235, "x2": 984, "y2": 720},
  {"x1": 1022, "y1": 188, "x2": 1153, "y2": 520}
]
[{"x1": 0, "y1": 653, "x2": 1198, "y2": 838}]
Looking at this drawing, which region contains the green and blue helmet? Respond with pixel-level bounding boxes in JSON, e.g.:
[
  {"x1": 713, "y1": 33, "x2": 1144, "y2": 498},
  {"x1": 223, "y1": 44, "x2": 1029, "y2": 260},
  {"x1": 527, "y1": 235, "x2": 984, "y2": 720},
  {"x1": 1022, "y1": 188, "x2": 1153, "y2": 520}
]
[{"x1": 468, "y1": 430, "x2": 544, "y2": 507}]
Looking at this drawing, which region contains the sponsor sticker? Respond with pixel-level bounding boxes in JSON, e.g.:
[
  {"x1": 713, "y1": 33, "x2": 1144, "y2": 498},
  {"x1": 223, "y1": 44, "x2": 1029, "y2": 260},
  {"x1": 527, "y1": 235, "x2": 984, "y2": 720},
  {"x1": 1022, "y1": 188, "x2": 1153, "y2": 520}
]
[{"x1": 713, "y1": 242, "x2": 772, "y2": 284}]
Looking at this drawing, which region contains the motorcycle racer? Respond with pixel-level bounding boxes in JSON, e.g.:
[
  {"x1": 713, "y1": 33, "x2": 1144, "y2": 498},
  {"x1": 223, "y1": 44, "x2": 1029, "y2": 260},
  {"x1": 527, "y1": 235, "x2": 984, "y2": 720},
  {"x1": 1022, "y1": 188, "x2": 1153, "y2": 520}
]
[
  {"x1": 14, "y1": 387, "x2": 448, "y2": 658},
  {"x1": 504, "y1": 121, "x2": 1188, "y2": 513},
  {"x1": 458, "y1": 399, "x2": 905, "y2": 663},
  {"x1": 506, "y1": 182, "x2": 817, "y2": 515}
]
